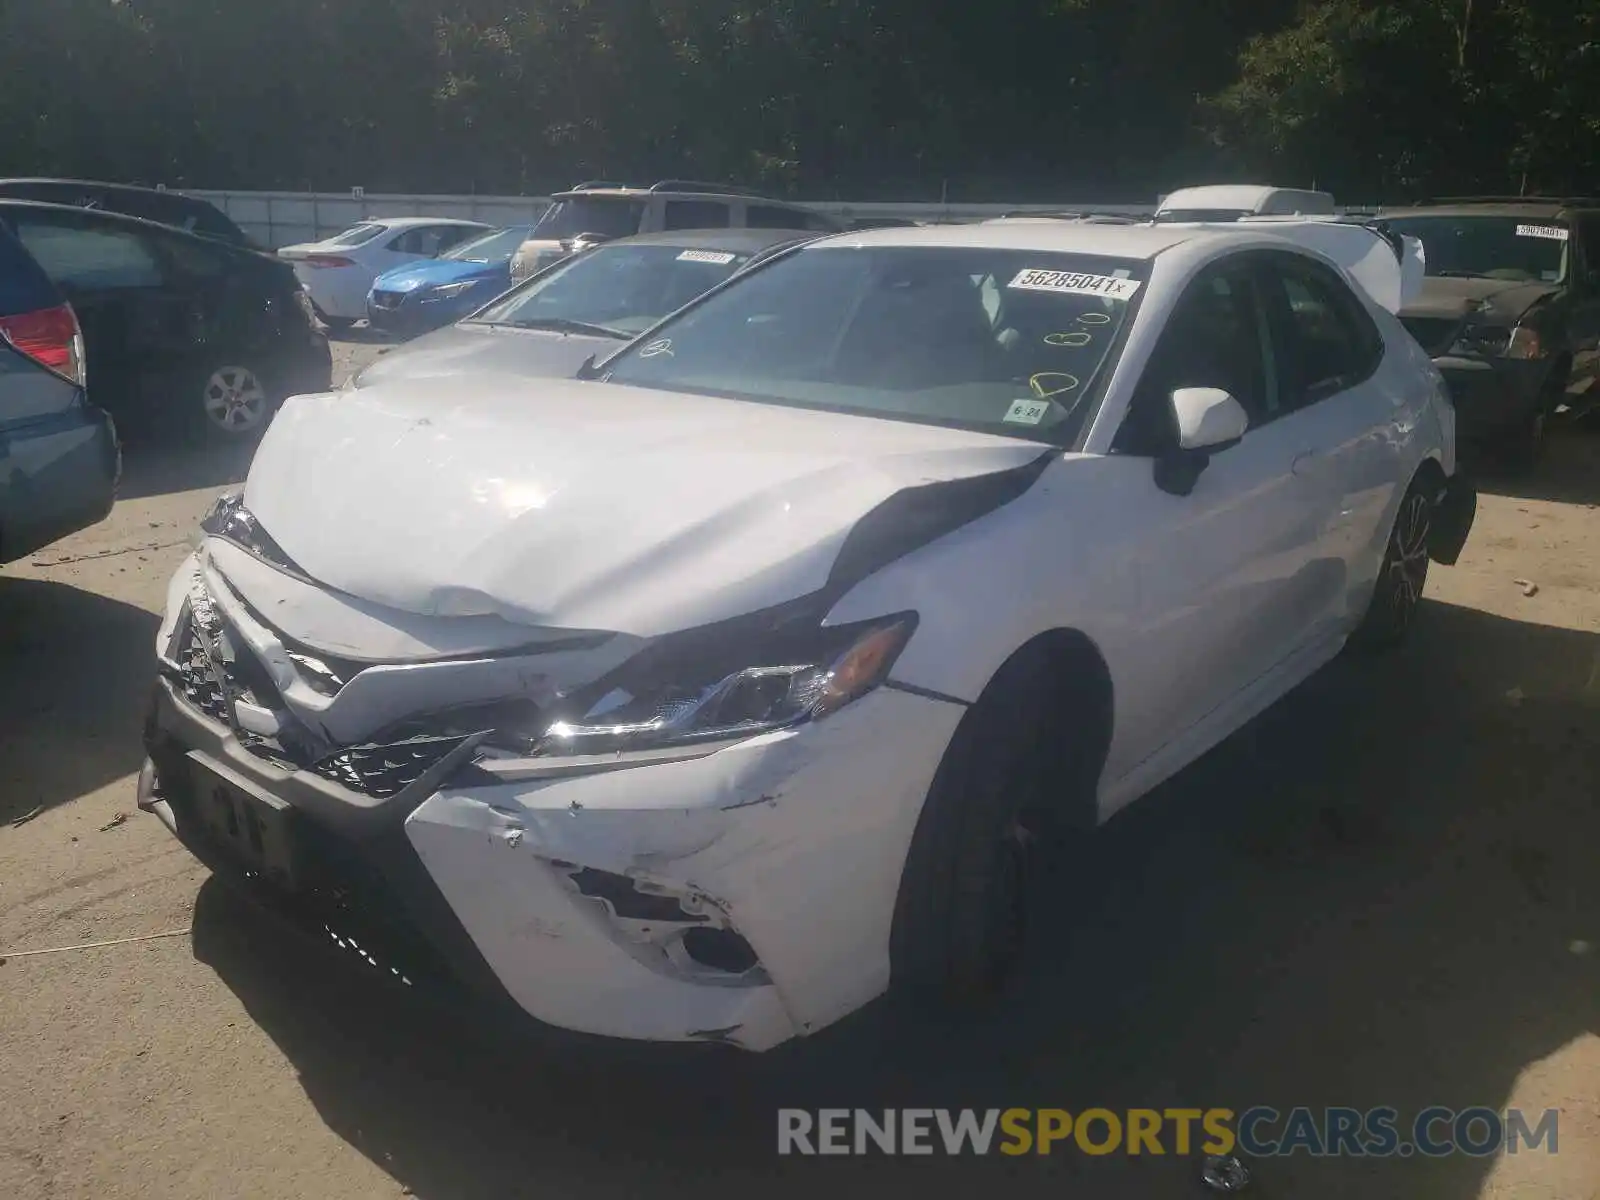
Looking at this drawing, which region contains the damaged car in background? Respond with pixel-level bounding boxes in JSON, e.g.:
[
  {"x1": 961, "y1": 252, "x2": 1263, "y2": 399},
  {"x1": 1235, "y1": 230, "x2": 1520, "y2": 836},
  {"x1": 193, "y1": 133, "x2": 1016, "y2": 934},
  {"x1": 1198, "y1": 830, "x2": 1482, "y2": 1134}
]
[{"x1": 140, "y1": 218, "x2": 1474, "y2": 1052}]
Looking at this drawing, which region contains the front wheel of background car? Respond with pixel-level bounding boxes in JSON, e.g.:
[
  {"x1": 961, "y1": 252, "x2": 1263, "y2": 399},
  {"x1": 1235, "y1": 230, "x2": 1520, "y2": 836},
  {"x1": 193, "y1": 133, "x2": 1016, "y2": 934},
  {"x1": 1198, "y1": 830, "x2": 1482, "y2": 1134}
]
[
  {"x1": 1501, "y1": 406, "x2": 1549, "y2": 475},
  {"x1": 200, "y1": 365, "x2": 274, "y2": 441},
  {"x1": 890, "y1": 655, "x2": 1092, "y2": 1011},
  {"x1": 1351, "y1": 477, "x2": 1433, "y2": 652}
]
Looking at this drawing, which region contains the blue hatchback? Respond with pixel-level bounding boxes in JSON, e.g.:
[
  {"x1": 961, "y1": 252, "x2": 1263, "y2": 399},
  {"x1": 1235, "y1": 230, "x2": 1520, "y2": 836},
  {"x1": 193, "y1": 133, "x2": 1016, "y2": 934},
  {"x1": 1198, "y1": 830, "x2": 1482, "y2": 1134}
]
[
  {"x1": 0, "y1": 220, "x2": 117, "y2": 563},
  {"x1": 366, "y1": 225, "x2": 534, "y2": 338}
]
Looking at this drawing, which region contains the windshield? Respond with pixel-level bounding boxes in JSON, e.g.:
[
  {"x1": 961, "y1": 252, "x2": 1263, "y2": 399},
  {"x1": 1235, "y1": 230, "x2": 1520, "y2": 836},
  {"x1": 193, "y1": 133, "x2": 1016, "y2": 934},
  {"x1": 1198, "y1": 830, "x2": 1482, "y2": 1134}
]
[
  {"x1": 1381, "y1": 215, "x2": 1569, "y2": 282},
  {"x1": 469, "y1": 242, "x2": 755, "y2": 336},
  {"x1": 598, "y1": 246, "x2": 1145, "y2": 445},
  {"x1": 325, "y1": 222, "x2": 385, "y2": 247},
  {"x1": 532, "y1": 196, "x2": 646, "y2": 240},
  {"x1": 442, "y1": 226, "x2": 533, "y2": 263}
]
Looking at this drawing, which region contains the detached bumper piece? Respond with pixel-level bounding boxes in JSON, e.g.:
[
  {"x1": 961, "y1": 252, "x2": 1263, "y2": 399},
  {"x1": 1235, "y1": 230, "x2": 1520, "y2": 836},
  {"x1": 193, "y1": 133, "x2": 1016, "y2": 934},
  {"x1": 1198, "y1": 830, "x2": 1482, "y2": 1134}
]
[{"x1": 1429, "y1": 472, "x2": 1477, "y2": 566}]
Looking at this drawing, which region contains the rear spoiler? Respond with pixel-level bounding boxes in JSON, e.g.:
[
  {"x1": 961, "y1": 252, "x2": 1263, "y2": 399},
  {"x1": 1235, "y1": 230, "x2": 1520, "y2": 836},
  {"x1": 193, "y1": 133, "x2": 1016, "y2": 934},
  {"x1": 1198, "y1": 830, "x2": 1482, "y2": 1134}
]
[{"x1": 1164, "y1": 215, "x2": 1426, "y2": 314}]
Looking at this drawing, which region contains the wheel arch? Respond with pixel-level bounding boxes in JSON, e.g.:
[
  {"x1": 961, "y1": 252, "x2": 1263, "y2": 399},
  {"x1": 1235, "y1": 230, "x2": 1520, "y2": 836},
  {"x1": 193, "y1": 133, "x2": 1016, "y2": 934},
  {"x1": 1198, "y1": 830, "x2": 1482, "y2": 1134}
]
[{"x1": 960, "y1": 625, "x2": 1116, "y2": 831}]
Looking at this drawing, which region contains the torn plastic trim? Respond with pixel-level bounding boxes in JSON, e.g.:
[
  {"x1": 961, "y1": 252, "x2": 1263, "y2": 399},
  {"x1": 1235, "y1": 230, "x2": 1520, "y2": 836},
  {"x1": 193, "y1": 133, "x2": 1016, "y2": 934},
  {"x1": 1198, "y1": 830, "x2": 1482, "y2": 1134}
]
[{"x1": 552, "y1": 861, "x2": 770, "y2": 988}]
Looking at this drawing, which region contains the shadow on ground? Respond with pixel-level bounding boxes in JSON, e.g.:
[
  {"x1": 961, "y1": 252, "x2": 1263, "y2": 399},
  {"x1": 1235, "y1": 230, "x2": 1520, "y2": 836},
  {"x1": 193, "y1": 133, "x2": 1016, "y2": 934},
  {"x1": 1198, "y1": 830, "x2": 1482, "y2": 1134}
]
[
  {"x1": 111, "y1": 432, "x2": 255, "y2": 503},
  {"x1": 190, "y1": 600, "x2": 1600, "y2": 1200},
  {"x1": 1471, "y1": 419, "x2": 1600, "y2": 508},
  {"x1": 0, "y1": 579, "x2": 159, "y2": 821}
]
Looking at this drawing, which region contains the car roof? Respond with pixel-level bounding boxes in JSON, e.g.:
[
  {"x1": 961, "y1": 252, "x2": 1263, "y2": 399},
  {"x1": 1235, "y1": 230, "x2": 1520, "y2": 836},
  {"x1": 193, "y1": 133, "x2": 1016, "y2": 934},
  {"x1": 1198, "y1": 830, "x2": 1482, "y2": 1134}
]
[
  {"x1": 1380, "y1": 201, "x2": 1589, "y2": 220},
  {"x1": 0, "y1": 197, "x2": 263, "y2": 250},
  {"x1": 0, "y1": 177, "x2": 209, "y2": 202},
  {"x1": 601, "y1": 227, "x2": 820, "y2": 253},
  {"x1": 357, "y1": 216, "x2": 492, "y2": 230},
  {"x1": 801, "y1": 220, "x2": 1225, "y2": 260}
]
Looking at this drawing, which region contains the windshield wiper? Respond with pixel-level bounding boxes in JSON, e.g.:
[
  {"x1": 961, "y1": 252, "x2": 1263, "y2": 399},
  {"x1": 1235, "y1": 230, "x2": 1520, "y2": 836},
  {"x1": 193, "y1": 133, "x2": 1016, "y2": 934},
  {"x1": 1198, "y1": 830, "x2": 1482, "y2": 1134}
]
[
  {"x1": 478, "y1": 316, "x2": 628, "y2": 339},
  {"x1": 1432, "y1": 270, "x2": 1490, "y2": 279}
]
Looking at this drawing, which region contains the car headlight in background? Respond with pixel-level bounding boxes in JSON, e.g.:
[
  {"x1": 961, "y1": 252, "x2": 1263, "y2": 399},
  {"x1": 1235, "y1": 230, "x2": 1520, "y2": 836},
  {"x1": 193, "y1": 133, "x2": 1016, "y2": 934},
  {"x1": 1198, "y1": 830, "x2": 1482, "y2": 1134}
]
[
  {"x1": 1449, "y1": 323, "x2": 1544, "y2": 360},
  {"x1": 533, "y1": 613, "x2": 917, "y2": 755}
]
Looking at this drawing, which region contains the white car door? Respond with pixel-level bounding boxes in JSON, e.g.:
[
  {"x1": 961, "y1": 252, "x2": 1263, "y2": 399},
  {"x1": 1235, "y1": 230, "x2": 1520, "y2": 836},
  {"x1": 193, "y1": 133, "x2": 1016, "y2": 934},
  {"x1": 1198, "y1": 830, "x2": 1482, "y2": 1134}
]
[
  {"x1": 1092, "y1": 254, "x2": 1330, "y2": 787},
  {"x1": 1251, "y1": 249, "x2": 1412, "y2": 636}
]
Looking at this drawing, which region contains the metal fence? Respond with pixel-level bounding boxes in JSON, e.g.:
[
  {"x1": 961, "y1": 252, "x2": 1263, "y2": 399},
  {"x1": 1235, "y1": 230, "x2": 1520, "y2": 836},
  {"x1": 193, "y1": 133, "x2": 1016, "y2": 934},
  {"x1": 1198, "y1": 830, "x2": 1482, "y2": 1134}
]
[
  {"x1": 184, "y1": 187, "x2": 1381, "y2": 249},
  {"x1": 185, "y1": 188, "x2": 1161, "y2": 248}
]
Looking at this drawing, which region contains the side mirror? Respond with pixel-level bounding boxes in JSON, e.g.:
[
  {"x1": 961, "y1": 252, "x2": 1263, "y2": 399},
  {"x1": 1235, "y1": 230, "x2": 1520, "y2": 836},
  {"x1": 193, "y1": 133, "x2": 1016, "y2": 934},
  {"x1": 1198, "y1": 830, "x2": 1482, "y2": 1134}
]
[
  {"x1": 1154, "y1": 387, "x2": 1249, "y2": 496},
  {"x1": 1173, "y1": 386, "x2": 1249, "y2": 450}
]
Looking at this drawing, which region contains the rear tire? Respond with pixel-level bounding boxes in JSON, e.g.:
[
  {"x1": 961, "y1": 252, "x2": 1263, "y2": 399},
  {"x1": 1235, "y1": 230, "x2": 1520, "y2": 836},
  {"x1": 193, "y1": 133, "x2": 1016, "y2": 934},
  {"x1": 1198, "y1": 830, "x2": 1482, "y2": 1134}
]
[
  {"x1": 1351, "y1": 476, "x2": 1433, "y2": 652},
  {"x1": 197, "y1": 364, "x2": 276, "y2": 443}
]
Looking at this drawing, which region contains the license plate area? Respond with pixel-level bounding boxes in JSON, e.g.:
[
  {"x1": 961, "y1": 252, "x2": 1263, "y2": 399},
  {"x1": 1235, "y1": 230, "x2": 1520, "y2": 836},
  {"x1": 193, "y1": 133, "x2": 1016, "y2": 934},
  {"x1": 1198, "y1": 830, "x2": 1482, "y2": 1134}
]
[{"x1": 187, "y1": 752, "x2": 298, "y2": 890}]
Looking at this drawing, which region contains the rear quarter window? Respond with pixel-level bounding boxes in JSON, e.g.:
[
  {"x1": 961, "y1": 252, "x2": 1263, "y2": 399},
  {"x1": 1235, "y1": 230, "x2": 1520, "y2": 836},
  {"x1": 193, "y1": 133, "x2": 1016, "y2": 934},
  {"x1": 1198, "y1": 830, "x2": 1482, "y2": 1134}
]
[{"x1": 0, "y1": 221, "x2": 65, "y2": 317}]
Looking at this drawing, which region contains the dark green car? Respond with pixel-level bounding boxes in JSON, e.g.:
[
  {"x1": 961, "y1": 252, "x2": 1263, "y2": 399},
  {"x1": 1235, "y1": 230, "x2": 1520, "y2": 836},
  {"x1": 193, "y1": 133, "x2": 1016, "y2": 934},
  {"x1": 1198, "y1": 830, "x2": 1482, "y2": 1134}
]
[{"x1": 1379, "y1": 198, "x2": 1600, "y2": 469}]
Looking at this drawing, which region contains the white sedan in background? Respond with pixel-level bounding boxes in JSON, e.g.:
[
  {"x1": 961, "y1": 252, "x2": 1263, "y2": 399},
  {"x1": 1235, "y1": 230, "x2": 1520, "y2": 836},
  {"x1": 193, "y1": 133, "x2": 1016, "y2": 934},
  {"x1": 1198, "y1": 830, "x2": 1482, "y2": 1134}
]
[
  {"x1": 278, "y1": 217, "x2": 490, "y2": 329},
  {"x1": 141, "y1": 218, "x2": 1475, "y2": 1052}
]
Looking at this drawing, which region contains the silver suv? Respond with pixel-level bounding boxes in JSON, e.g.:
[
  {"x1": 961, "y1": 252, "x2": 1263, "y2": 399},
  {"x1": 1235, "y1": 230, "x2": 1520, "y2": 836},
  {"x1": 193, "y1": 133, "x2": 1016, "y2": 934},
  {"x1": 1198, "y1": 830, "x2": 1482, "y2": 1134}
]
[{"x1": 509, "y1": 180, "x2": 838, "y2": 282}]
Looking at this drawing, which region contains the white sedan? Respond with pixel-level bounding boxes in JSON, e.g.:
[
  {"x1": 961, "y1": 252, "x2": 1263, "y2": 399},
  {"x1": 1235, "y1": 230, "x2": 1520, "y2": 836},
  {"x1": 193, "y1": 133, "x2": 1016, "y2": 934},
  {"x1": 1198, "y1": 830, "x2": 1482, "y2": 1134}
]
[
  {"x1": 140, "y1": 218, "x2": 1474, "y2": 1052},
  {"x1": 278, "y1": 218, "x2": 490, "y2": 328}
]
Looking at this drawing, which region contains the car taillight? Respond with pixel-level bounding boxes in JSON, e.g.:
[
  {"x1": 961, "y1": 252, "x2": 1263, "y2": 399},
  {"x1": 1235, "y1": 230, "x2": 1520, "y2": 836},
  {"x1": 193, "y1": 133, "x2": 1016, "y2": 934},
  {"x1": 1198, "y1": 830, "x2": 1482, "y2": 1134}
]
[
  {"x1": 304, "y1": 254, "x2": 355, "y2": 269},
  {"x1": 0, "y1": 303, "x2": 86, "y2": 387}
]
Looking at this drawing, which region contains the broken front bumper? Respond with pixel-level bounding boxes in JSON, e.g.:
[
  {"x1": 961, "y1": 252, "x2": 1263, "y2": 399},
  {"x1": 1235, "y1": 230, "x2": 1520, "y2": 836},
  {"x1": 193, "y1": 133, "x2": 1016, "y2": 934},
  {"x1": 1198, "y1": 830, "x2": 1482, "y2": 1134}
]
[{"x1": 141, "y1": 654, "x2": 963, "y2": 1051}]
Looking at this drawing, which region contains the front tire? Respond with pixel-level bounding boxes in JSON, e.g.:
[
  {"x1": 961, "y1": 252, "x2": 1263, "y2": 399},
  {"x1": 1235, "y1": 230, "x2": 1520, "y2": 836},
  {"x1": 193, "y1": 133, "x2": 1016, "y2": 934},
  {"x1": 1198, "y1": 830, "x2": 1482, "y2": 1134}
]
[
  {"x1": 1351, "y1": 477, "x2": 1432, "y2": 651},
  {"x1": 890, "y1": 655, "x2": 1094, "y2": 1007}
]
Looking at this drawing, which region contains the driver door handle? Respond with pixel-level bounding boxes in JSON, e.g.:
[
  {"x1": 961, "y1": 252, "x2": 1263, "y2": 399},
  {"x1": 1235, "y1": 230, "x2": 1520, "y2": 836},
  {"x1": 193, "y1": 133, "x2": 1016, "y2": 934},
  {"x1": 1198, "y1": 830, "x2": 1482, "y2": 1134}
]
[{"x1": 1291, "y1": 450, "x2": 1320, "y2": 477}]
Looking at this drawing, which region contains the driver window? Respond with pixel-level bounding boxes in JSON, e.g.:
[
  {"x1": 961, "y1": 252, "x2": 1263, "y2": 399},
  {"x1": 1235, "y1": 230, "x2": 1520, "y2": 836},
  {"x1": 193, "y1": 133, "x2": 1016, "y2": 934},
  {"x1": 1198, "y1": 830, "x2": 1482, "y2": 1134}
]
[{"x1": 1113, "y1": 261, "x2": 1270, "y2": 456}]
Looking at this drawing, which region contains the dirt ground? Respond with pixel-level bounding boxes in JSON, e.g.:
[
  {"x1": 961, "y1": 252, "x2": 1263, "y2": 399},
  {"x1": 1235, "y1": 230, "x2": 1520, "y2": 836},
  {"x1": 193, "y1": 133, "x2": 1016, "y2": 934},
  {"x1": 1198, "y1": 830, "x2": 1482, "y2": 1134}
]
[{"x1": 2, "y1": 339, "x2": 1597, "y2": 1199}]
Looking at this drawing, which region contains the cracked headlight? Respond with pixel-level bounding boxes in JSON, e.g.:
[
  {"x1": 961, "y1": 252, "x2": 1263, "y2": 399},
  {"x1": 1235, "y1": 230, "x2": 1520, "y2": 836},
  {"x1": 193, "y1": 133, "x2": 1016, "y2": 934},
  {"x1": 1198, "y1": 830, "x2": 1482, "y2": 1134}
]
[{"x1": 535, "y1": 613, "x2": 917, "y2": 755}]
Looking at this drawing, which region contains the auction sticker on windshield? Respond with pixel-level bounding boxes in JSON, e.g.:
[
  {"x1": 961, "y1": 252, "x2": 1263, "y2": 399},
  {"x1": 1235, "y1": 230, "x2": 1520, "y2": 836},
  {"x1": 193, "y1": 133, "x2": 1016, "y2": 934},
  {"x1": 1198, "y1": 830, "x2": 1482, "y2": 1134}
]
[
  {"x1": 1007, "y1": 269, "x2": 1142, "y2": 300},
  {"x1": 677, "y1": 250, "x2": 738, "y2": 264},
  {"x1": 1516, "y1": 224, "x2": 1569, "y2": 241}
]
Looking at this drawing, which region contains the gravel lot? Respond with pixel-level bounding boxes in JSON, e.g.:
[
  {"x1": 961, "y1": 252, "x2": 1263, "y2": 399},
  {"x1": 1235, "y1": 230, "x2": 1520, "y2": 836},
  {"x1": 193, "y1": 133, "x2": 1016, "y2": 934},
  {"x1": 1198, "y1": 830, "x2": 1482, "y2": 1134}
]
[{"x1": 2, "y1": 338, "x2": 1597, "y2": 1200}]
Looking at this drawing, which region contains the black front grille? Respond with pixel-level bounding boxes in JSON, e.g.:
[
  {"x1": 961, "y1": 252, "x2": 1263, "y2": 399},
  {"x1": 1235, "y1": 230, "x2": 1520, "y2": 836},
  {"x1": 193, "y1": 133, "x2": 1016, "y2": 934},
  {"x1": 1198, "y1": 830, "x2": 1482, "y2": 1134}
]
[
  {"x1": 1401, "y1": 316, "x2": 1461, "y2": 354},
  {"x1": 309, "y1": 735, "x2": 467, "y2": 799},
  {"x1": 167, "y1": 598, "x2": 472, "y2": 800},
  {"x1": 171, "y1": 616, "x2": 232, "y2": 725}
]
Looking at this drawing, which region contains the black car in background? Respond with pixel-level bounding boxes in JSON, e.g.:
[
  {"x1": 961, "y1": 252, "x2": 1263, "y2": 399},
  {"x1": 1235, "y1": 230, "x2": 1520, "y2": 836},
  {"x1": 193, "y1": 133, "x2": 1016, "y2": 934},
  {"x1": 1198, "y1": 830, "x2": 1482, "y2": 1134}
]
[
  {"x1": 0, "y1": 220, "x2": 118, "y2": 562},
  {"x1": 0, "y1": 201, "x2": 332, "y2": 441},
  {"x1": 0, "y1": 179, "x2": 252, "y2": 248},
  {"x1": 1381, "y1": 197, "x2": 1600, "y2": 468}
]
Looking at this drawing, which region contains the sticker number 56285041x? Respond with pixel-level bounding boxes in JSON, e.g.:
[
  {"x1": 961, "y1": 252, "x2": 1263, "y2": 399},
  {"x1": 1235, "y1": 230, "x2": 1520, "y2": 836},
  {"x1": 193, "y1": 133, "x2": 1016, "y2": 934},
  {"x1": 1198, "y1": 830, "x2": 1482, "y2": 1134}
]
[{"x1": 1007, "y1": 269, "x2": 1142, "y2": 300}]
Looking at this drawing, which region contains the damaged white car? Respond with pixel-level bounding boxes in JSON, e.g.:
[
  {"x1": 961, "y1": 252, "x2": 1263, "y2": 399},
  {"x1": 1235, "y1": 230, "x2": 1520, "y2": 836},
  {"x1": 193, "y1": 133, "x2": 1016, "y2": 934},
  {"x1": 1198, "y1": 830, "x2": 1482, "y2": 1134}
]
[{"x1": 141, "y1": 220, "x2": 1475, "y2": 1052}]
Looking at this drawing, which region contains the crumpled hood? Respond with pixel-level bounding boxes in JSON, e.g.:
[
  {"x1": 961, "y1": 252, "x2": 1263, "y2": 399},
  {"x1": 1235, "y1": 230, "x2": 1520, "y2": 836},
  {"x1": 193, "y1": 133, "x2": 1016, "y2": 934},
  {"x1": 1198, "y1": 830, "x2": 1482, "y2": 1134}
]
[
  {"x1": 373, "y1": 258, "x2": 496, "y2": 293},
  {"x1": 351, "y1": 323, "x2": 617, "y2": 389},
  {"x1": 242, "y1": 378, "x2": 1047, "y2": 637},
  {"x1": 1400, "y1": 275, "x2": 1557, "y2": 323}
]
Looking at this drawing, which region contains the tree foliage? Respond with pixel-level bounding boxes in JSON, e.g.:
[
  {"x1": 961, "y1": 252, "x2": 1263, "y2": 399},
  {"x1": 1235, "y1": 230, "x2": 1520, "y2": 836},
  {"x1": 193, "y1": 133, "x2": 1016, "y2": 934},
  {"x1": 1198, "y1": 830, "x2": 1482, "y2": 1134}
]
[{"x1": 0, "y1": 0, "x2": 1592, "y2": 201}]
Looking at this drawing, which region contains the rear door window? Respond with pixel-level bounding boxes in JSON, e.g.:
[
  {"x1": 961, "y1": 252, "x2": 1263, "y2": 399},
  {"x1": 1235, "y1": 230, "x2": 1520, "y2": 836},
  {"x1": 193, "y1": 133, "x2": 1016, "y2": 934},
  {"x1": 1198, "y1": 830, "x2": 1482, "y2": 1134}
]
[
  {"x1": 12, "y1": 216, "x2": 164, "y2": 289},
  {"x1": 747, "y1": 205, "x2": 812, "y2": 230},
  {"x1": 388, "y1": 225, "x2": 480, "y2": 256},
  {"x1": 532, "y1": 197, "x2": 646, "y2": 239},
  {"x1": 663, "y1": 200, "x2": 733, "y2": 230}
]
